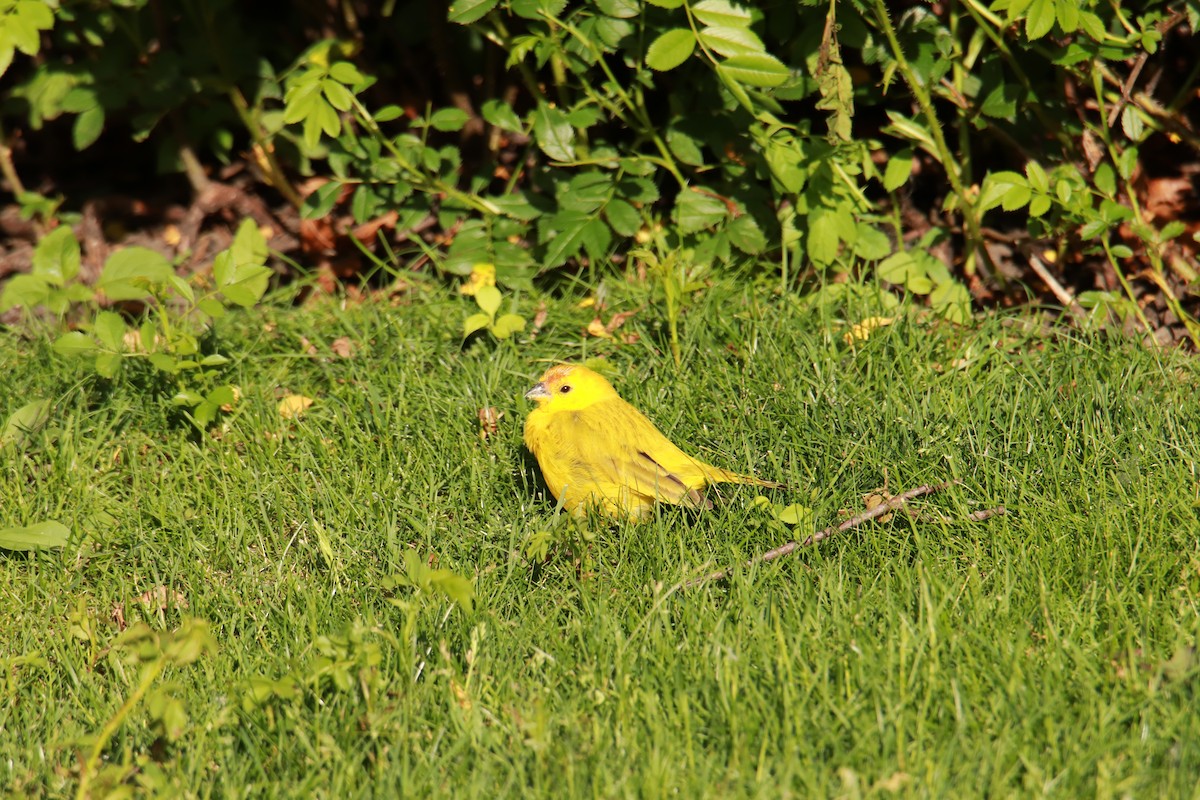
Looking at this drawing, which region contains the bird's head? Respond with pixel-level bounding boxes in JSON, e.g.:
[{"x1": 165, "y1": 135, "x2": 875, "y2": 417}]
[{"x1": 524, "y1": 364, "x2": 618, "y2": 411}]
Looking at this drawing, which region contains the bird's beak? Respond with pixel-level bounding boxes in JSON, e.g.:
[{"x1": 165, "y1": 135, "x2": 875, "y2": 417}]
[{"x1": 524, "y1": 382, "x2": 551, "y2": 401}]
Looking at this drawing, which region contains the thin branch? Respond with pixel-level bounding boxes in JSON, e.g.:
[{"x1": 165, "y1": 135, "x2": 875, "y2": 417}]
[
  {"x1": 688, "y1": 479, "x2": 1005, "y2": 587},
  {"x1": 1026, "y1": 250, "x2": 1088, "y2": 325}
]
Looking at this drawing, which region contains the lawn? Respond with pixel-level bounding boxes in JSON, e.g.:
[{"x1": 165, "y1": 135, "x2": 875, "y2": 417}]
[{"x1": 2, "y1": 281, "x2": 1198, "y2": 798}]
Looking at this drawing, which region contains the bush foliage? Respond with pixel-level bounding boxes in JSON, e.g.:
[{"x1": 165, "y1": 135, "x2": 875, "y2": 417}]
[{"x1": 1, "y1": 0, "x2": 1197, "y2": 338}]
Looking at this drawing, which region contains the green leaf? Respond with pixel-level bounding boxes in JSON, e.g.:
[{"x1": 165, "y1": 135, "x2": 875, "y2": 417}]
[
  {"x1": 0, "y1": 274, "x2": 50, "y2": 312},
  {"x1": 719, "y1": 53, "x2": 789, "y2": 87},
  {"x1": 541, "y1": 219, "x2": 592, "y2": 268},
  {"x1": 220, "y1": 265, "x2": 272, "y2": 308},
  {"x1": 604, "y1": 199, "x2": 642, "y2": 237},
  {"x1": 429, "y1": 108, "x2": 471, "y2": 132},
  {"x1": 150, "y1": 353, "x2": 181, "y2": 374},
  {"x1": 328, "y1": 61, "x2": 366, "y2": 86},
  {"x1": 321, "y1": 79, "x2": 354, "y2": 112},
  {"x1": 666, "y1": 127, "x2": 706, "y2": 167},
  {"x1": 726, "y1": 214, "x2": 767, "y2": 254},
  {"x1": 98, "y1": 247, "x2": 174, "y2": 301},
  {"x1": 595, "y1": 0, "x2": 639, "y2": 18},
  {"x1": 200, "y1": 354, "x2": 231, "y2": 367},
  {"x1": 1025, "y1": 160, "x2": 1049, "y2": 194},
  {"x1": 1025, "y1": 0, "x2": 1056, "y2": 40},
  {"x1": 427, "y1": 570, "x2": 476, "y2": 613},
  {"x1": 0, "y1": 521, "x2": 70, "y2": 551},
  {"x1": 301, "y1": 181, "x2": 343, "y2": 220},
  {"x1": 481, "y1": 99, "x2": 524, "y2": 133},
  {"x1": 698, "y1": 26, "x2": 765, "y2": 58},
  {"x1": 93, "y1": 310, "x2": 127, "y2": 352},
  {"x1": 806, "y1": 209, "x2": 842, "y2": 265},
  {"x1": 32, "y1": 226, "x2": 81, "y2": 285},
  {"x1": 475, "y1": 285, "x2": 502, "y2": 318},
  {"x1": 645, "y1": 29, "x2": 695, "y2": 72},
  {"x1": 931, "y1": 280, "x2": 971, "y2": 323},
  {"x1": 53, "y1": 331, "x2": 97, "y2": 356},
  {"x1": 73, "y1": 105, "x2": 105, "y2": 150},
  {"x1": 463, "y1": 312, "x2": 491, "y2": 337},
  {"x1": 532, "y1": 102, "x2": 576, "y2": 161},
  {"x1": 94, "y1": 352, "x2": 122, "y2": 378},
  {"x1": 1120, "y1": 106, "x2": 1144, "y2": 141},
  {"x1": 692, "y1": 0, "x2": 752, "y2": 28},
  {"x1": 492, "y1": 313, "x2": 526, "y2": 339},
  {"x1": 1, "y1": 399, "x2": 51, "y2": 449},
  {"x1": 448, "y1": 0, "x2": 499, "y2": 22},
  {"x1": 231, "y1": 218, "x2": 268, "y2": 266},
  {"x1": 675, "y1": 189, "x2": 728, "y2": 233},
  {"x1": 852, "y1": 223, "x2": 893, "y2": 261},
  {"x1": 883, "y1": 150, "x2": 915, "y2": 192}
]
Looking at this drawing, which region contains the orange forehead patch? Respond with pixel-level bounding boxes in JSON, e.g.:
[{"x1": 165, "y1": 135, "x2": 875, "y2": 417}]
[{"x1": 538, "y1": 365, "x2": 575, "y2": 386}]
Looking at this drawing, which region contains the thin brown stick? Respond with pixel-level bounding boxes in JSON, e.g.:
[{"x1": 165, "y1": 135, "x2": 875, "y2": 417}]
[
  {"x1": 969, "y1": 506, "x2": 1006, "y2": 522},
  {"x1": 1027, "y1": 250, "x2": 1089, "y2": 325},
  {"x1": 688, "y1": 479, "x2": 1004, "y2": 587}
]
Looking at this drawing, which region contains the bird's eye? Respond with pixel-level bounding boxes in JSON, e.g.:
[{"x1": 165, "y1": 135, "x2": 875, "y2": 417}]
[{"x1": 559, "y1": 385, "x2": 572, "y2": 394}]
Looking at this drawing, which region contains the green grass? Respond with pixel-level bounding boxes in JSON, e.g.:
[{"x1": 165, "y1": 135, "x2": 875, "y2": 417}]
[{"x1": 2, "y1": 281, "x2": 1199, "y2": 798}]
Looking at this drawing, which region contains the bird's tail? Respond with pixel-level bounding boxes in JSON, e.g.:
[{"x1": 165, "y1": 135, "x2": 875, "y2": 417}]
[{"x1": 709, "y1": 467, "x2": 787, "y2": 490}]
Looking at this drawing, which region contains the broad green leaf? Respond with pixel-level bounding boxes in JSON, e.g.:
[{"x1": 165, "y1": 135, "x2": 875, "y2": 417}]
[
  {"x1": 481, "y1": 99, "x2": 524, "y2": 133},
  {"x1": 73, "y1": 105, "x2": 104, "y2": 150},
  {"x1": 884, "y1": 112, "x2": 938, "y2": 157},
  {"x1": 806, "y1": 209, "x2": 842, "y2": 265},
  {"x1": 883, "y1": 151, "x2": 915, "y2": 191},
  {"x1": 540, "y1": 218, "x2": 592, "y2": 268},
  {"x1": 1055, "y1": 0, "x2": 1078, "y2": 32},
  {"x1": 98, "y1": 247, "x2": 174, "y2": 300},
  {"x1": 931, "y1": 280, "x2": 971, "y2": 323},
  {"x1": 53, "y1": 331, "x2": 97, "y2": 355},
  {"x1": 726, "y1": 214, "x2": 767, "y2": 254},
  {"x1": 492, "y1": 313, "x2": 526, "y2": 339},
  {"x1": 321, "y1": 79, "x2": 354, "y2": 112},
  {"x1": 93, "y1": 310, "x2": 126, "y2": 352},
  {"x1": 0, "y1": 521, "x2": 69, "y2": 551},
  {"x1": 674, "y1": 189, "x2": 728, "y2": 233},
  {"x1": 1025, "y1": 160, "x2": 1049, "y2": 194},
  {"x1": 560, "y1": 172, "x2": 611, "y2": 214},
  {"x1": 666, "y1": 127, "x2": 706, "y2": 166},
  {"x1": 94, "y1": 352, "x2": 121, "y2": 378},
  {"x1": 698, "y1": 26, "x2": 765, "y2": 58},
  {"x1": 301, "y1": 181, "x2": 343, "y2": 220},
  {"x1": 328, "y1": 61, "x2": 365, "y2": 85},
  {"x1": 220, "y1": 265, "x2": 272, "y2": 308},
  {"x1": 463, "y1": 312, "x2": 491, "y2": 337},
  {"x1": 692, "y1": 0, "x2": 752, "y2": 28},
  {"x1": 978, "y1": 171, "x2": 1027, "y2": 212},
  {"x1": 604, "y1": 199, "x2": 641, "y2": 237},
  {"x1": 475, "y1": 285, "x2": 502, "y2": 318},
  {"x1": 645, "y1": 29, "x2": 695, "y2": 72},
  {"x1": 32, "y1": 226, "x2": 81, "y2": 285},
  {"x1": 1120, "y1": 107, "x2": 1144, "y2": 142},
  {"x1": 427, "y1": 569, "x2": 476, "y2": 613},
  {"x1": 0, "y1": 274, "x2": 50, "y2": 312},
  {"x1": 1, "y1": 399, "x2": 51, "y2": 449},
  {"x1": 231, "y1": 218, "x2": 268, "y2": 266},
  {"x1": 595, "y1": 0, "x2": 639, "y2": 19},
  {"x1": 150, "y1": 353, "x2": 180, "y2": 373},
  {"x1": 852, "y1": 223, "x2": 893, "y2": 260},
  {"x1": 1024, "y1": 0, "x2": 1056, "y2": 40},
  {"x1": 429, "y1": 107, "x2": 471, "y2": 132},
  {"x1": 532, "y1": 102, "x2": 575, "y2": 161},
  {"x1": 719, "y1": 53, "x2": 789, "y2": 87}
]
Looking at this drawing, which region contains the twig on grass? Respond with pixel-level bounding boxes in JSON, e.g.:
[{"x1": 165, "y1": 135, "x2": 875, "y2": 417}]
[{"x1": 688, "y1": 479, "x2": 1006, "y2": 587}]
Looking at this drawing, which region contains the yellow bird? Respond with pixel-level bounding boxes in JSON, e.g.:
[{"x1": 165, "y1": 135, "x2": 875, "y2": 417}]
[{"x1": 523, "y1": 364, "x2": 784, "y2": 518}]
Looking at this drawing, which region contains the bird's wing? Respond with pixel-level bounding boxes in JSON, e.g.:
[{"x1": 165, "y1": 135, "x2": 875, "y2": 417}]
[{"x1": 544, "y1": 400, "x2": 711, "y2": 508}]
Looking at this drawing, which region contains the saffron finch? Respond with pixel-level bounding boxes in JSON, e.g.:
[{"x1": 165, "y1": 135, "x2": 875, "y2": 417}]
[{"x1": 523, "y1": 364, "x2": 783, "y2": 518}]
